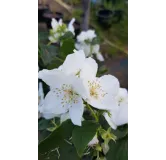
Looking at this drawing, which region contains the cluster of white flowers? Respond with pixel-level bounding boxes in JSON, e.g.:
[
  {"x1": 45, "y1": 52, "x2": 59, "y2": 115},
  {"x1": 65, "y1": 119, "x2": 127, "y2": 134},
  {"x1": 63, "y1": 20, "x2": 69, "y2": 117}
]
[
  {"x1": 38, "y1": 49, "x2": 128, "y2": 129},
  {"x1": 75, "y1": 30, "x2": 104, "y2": 62},
  {"x1": 48, "y1": 18, "x2": 75, "y2": 43}
]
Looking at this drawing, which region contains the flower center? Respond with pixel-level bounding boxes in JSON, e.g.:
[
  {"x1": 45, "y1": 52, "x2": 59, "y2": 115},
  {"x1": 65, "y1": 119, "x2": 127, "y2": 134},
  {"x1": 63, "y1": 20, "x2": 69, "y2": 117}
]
[
  {"x1": 54, "y1": 84, "x2": 79, "y2": 107},
  {"x1": 88, "y1": 80, "x2": 107, "y2": 100}
]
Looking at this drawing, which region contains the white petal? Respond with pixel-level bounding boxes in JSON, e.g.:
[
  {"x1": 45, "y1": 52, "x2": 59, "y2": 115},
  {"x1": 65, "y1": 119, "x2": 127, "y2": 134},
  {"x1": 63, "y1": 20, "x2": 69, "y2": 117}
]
[
  {"x1": 100, "y1": 75, "x2": 120, "y2": 97},
  {"x1": 42, "y1": 112, "x2": 60, "y2": 119},
  {"x1": 80, "y1": 57, "x2": 98, "y2": 79},
  {"x1": 58, "y1": 19, "x2": 63, "y2": 25},
  {"x1": 92, "y1": 44, "x2": 100, "y2": 53},
  {"x1": 114, "y1": 103, "x2": 128, "y2": 126},
  {"x1": 51, "y1": 18, "x2": 58, "y2": 29},
  {"x1": 61, "y1": 50, "x2": 86, "y2": 75},
  {"x1": 71, "y1": 76, "x2": 88, "y2": 99},
  {"x1": 103, "y1": 112, "x2": 117, "y2": 130},
  {"x1": 96, "y1": 53, "x2": 104, "y2": 62},
  {"x1": 43, "y1": 91, "x2": 68, "y2": 115},
  {"x1": 39, "y1": 69, "x2": 74, "y2": 89},
  {"x1": 68, "y1": 18, "x2": 75, "y2": 35},
  {"x1": 117, "y1": 88, "x2": 128, "y2": 104},
  {"x1": 69, "y1": 97, "x2": 84, "y2": 126},
  {"x1": 87, "y1": 94, "x2": 117, "y2": 110},
  {"x1": 60, "y1": 112, "x2": 70, "y2": 124}
]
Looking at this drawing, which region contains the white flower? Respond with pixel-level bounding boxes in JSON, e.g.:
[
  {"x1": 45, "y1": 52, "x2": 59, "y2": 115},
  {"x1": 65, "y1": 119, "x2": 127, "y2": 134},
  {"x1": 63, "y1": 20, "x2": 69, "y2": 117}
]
[
  {"x1": 77, "y1": 30, "x2": 96, "y2": 43},
  {"x1": 84, "y1": 74, "x2": 120, "y2": 110},
  {"x1": 59, "y1": 49, "x2": 98, "y2": 81},
  {"x1": 38, "y1": 69, "x2": 86, "y2": 126},
  {"x1": 68, "y1": 18, "x2": 75, "y2": 35},
  {"x1": 103, "y1": 88, "x2": 128, "y2": 129},
  {"x1": 88, "y1": 135, "x2": 99, "y2": 147}
]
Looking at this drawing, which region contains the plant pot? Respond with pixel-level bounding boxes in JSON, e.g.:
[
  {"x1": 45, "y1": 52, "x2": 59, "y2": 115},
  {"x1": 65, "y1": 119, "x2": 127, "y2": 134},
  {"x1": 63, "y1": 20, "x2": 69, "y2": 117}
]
[
  {"x1": 97, "y1": 9, "x2": 123, "y2": 28},
  {"x1": 43, "y1": 10, "x2": 64, "y2": 29}
]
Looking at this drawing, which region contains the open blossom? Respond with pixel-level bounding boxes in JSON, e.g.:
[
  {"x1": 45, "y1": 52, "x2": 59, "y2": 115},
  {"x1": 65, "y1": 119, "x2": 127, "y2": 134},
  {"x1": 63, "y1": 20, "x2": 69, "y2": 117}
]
[
  {"x1": 103, "y1": 88, "x2": 128, "y2": 129},
  {"x1": 49, "y1": 18, "x2": 75, "y2": 43},
  {"x1": 38, "y1": 69, "x2": 87, "y2": 126},
  {"x1": 59, "y1": 49, "x2": 98, "y2": 81},
  {"x1": 84, "y1": 75, "x2": 120, "y2": 110}
]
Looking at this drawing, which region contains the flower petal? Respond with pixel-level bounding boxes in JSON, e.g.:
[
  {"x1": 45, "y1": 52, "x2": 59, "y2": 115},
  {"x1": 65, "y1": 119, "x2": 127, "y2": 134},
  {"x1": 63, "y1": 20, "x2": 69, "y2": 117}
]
[
  {"x1": 80, "y1": 57, "x2": 98, "y2": 79},
  {"x1": 103, "y1": 112, "x2": 117, "y2": 130},
  {"x1": 96, "y1": 53, "x2": 104, "y2": 62},
  {"x1": 100, "y1": 75, "x2": 120, "y2": 97},
  {"x1": 69, "y1": 97, "x2": 84, "y2": 126},
  {"x1": 61, "y1": 50, "x2": 86, "y2": 75},
  {"x1": 60, "y1": 112, "x2": 70, "y2": 124},
  {"x1": 114, "y1": 103, "x2": 128, "y2": 126},
  {"x1": 51, "y1": 18, "x2": 58, "y2": 29},
  {"x1": 43, "y1": 91, "x2": 68, "y2": 116},
  {"x1": 87, "y1": 94, "x2": 117, "y2": 110}
]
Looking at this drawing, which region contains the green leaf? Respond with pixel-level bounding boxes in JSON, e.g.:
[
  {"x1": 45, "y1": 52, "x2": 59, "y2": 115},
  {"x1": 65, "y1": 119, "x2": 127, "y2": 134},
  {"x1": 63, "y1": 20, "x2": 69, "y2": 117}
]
[
  {"x1": 40, "y1": 44, "x2": 59, "y2": 66},
  {"x1": 39, "y1": 120, "x2": 79, "y2": 160},
  {"x1": 38, "y1": 119, "x2": 53, "y2": 131},
  {"x1": 72, "y1": 121, "x2": 100, "y2": 157},
  {"x1": 106, "y1": 135, "x2": 128, "y2": 160},
  {"x1": 59, "y1": 31, "x2": 74, "y2": 41},
  {"x1": 111, "y1": 124, "x2": 128, "y2": 140},
  {"x1": 39, "y1": 120, "x2": 74, "y2": 153},
  {"x1": 60, "y1": 38, "x2": 75, "y2": 58},
  {"x1": 38, "y1": 32, "x2": 49, "y2": 41}
]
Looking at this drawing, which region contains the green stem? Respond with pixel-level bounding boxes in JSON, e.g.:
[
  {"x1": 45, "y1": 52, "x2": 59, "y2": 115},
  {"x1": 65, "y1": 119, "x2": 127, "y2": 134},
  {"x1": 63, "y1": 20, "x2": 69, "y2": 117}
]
[
  {"x1": 47, "y1": 41, "x2": 52, "y2": 46},
  {"x1": 86, "y1": 103, "x2": 99, "y2": 122}
]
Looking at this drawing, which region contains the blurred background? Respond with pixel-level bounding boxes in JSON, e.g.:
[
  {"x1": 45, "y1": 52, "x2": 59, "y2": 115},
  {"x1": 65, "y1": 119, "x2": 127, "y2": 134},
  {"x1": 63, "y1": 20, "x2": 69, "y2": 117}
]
[{"x1": 38, "y1": 0, "x2": 128, "y2": 89}]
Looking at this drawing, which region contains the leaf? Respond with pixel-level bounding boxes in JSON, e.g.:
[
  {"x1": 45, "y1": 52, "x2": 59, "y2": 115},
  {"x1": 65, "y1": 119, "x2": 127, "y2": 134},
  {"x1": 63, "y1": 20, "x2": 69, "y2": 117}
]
[
  {"x1": 59, "y1": 31, "x2": 74, "y2": 41},
  {"x1": 60, "y1": 38, "x2": 75, "y2": 58},
  {"x1": 72, "y1": 121, "x2": 100, "y2": 157},
  {"x1": 38, "y1": 32, "x2": 49, "y2": 42},
  {"x1": 39, "y1": 120, "x2": 74, "y2": 153},
  {"x1": 111, "y1": 124, "x2": 128, "y2": 140},
  {"x1": 106, "y1": 135, "x2": 128, "y2": 160},
  {"x1": 38, "y1": 119, "x2": 53, "y2": 131},
  {"x1": 38, "y1": 120, "x2": 79, "y2": 160},
  {"x1": 40, "y1": 44, "x2": 60, "y2": 66}
]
